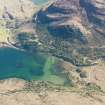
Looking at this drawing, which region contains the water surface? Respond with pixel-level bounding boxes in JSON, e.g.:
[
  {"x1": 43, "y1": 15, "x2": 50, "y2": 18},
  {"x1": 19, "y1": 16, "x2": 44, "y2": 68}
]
[
  {"x1": 0, "y1": 47, "x2": 67, "y2": 85},
  {"x1": 32, "y1": 0, "x2": 48, "y2": 5}
]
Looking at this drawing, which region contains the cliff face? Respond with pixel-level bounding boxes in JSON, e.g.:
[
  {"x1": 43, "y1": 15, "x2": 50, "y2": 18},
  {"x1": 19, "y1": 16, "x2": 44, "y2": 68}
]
[{"x1": 35, "y1": 0, "x2": 105, "y2": 47}]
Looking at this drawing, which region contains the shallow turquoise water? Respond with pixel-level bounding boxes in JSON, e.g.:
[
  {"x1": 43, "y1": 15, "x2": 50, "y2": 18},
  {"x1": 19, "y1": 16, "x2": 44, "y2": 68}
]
[
  {"x1": 32, "y1": 0, "x2": 48, "y2": 5},
  {"x1": 0, "y1": 47, "x2": 67, "y2": 85}
]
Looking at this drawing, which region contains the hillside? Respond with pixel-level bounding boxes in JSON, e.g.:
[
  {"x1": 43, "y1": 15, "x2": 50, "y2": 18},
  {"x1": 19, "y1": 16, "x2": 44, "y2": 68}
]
[
  {"x1": 35, "y1": 0, "x2": 105, "y2": 66},
  {"x1": 0, "y1": 0, "x2": 105, "y2": 105}
]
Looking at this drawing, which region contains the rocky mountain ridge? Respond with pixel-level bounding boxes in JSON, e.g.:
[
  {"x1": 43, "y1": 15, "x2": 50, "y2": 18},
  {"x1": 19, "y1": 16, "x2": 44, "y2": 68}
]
[
  {"x1": 36, "y1": 0, "x2": 105, "y2": 46},
  {"x1": 34, "y1": 0, "x2": 105, "y2": 66}
]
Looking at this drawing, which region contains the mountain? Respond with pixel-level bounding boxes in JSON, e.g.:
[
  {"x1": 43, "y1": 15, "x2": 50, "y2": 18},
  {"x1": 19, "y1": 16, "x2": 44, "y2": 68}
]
[
  {"x1": 36, "y1": 0, "x2": 105, "y2": 45},
  {"x1": 35, "y1": 0, "x2": 105, "y2": 65}
]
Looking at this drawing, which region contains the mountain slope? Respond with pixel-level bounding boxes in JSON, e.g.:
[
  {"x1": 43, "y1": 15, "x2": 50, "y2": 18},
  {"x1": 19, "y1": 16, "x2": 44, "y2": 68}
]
[{"x1": 35, "y1": 0, "x2": 105, "y2": 65}]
